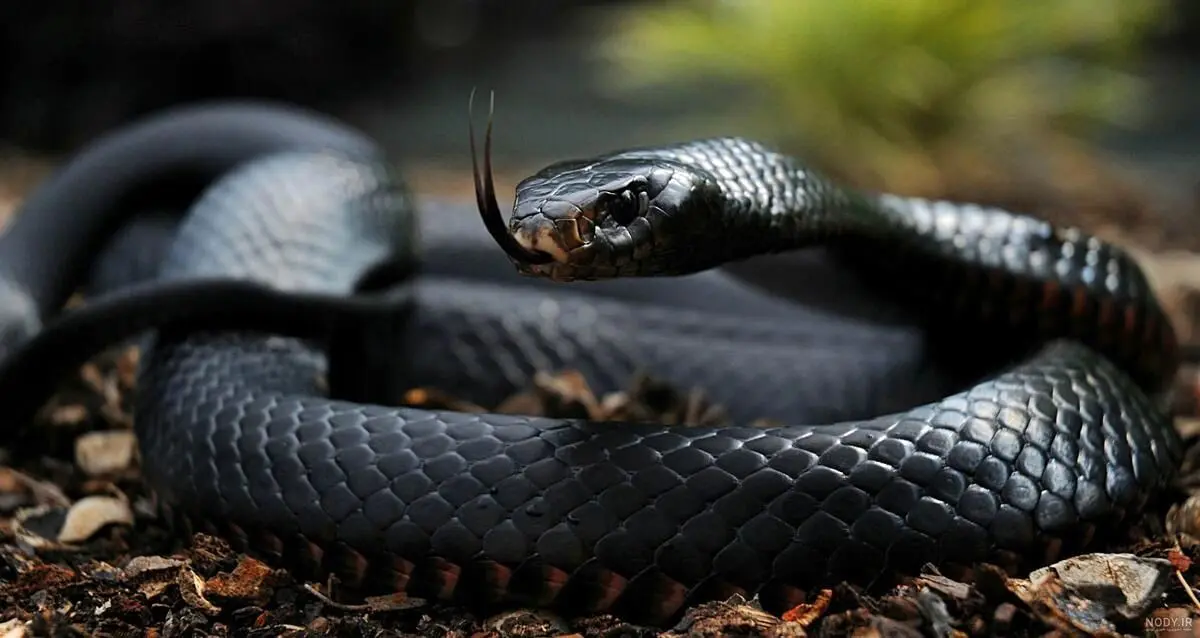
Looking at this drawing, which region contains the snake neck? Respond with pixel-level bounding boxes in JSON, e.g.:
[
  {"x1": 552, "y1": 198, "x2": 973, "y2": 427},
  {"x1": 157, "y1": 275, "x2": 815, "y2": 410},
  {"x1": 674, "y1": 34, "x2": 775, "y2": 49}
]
[
  {"x1": 575, "y1": 137, "x2": 1178, "y2": 391},
  {"x1": 626, "y1": 138, "x2": 894, "y2": 262}
]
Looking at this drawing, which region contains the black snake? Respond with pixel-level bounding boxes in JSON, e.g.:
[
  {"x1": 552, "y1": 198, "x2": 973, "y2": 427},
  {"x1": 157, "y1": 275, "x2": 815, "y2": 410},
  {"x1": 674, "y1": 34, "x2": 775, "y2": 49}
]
[{"x1": 0, "y1": 100, "x2": 1182, "y2": 624}]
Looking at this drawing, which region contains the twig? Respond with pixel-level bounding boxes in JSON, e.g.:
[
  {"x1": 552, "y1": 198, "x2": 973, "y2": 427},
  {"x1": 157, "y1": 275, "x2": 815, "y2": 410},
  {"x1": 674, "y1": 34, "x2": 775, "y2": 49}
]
[
  {"x1": 1171, "y1": 541, "x2": 1200, "y2": 614},
  {"x1": 1174, "y1": 570, "x2": 1200, "y2": 614},
  {"x1": 301, "y1": 583, "x2": 373, "y2": 613}
]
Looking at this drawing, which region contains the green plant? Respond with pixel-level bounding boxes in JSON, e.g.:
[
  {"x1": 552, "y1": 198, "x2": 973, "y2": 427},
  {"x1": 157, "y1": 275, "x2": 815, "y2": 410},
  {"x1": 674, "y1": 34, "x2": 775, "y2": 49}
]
[{"x1": 597, "y1": 0, "x2": 1166, "y2": 189}]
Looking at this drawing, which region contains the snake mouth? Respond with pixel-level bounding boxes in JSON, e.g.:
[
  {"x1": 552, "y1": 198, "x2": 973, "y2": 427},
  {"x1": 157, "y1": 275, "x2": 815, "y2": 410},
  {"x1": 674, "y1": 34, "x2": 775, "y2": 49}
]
[
  {"x1": 510, "y1": 209, "x2": 596, "y2": 262},
  {"x1": 469, "y1": 89, "x2": 554, "y2": 267},
  {"x1": 512, "y1": 219, "x2": 571, "y2": 262},
  {"x1": 502, "y1": 210, "x2": 603, "y2": 281}
]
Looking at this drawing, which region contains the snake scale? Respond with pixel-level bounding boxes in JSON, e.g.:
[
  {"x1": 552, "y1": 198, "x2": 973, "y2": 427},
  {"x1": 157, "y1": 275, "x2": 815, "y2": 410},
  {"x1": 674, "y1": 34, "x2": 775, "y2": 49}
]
[{"x1": 0, "y1": 100, "x2": 1183, "y2": 624}]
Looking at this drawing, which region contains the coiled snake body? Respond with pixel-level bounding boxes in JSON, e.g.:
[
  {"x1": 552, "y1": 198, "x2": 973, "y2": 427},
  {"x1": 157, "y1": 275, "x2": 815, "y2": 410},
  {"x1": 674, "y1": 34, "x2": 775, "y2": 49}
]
[{"x1": 0, "y1": 102, "x2": 1182, "y2": 623}]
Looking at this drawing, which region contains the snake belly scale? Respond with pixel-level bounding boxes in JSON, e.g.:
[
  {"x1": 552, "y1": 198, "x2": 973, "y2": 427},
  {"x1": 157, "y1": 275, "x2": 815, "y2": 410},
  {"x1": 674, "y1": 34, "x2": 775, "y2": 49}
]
[{"x1": 0, "y1": 104, "x2": 1183, "y2": 624}]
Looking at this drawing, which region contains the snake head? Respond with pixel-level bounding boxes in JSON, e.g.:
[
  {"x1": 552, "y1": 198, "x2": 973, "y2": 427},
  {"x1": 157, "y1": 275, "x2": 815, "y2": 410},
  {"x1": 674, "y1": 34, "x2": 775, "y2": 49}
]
[
  {"x1": 503, "y1": 156, "x2": 723, "y2": 281},
  {"x1": 468, "y1": 91, "x2": 723, "y2": 280}
]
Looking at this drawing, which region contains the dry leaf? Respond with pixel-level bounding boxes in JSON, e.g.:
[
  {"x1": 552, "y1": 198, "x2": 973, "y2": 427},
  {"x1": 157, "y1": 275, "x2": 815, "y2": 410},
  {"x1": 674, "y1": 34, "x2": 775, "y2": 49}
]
[
  {"x1": 0, "y1": 467, "x2": 69, "y2": 508},
  {"x1": 123, "y1": 555, "x2": 187, "y2": 580},
  {"x1": 114, "y1": 347, "x2": 139, "y2": 389},
  {"x1": 74, "y1": 430, "x2": 137, "y2": 477},
  {"x1": 1006, "y1": 574, "x2": 1108, "y2": 635},
  {"x1": 0, "y1": 618, "x2": 25, "y2": 638},
  {"x1": 667, "y1": 595, "x2": 800, "y2": 638},
  {"x1": 1167, "y1": 495, "x2": 1200, "y2": 539},
  {"x1": 781, "y1": 589, "x2": 833, "y2": 625},
  {"x1": 56, "y1": 495, "x2": 134, "y2": 543},
  {"x1": 991, "y1": 603, "x2": 1019, "y2": 635},
  {"x1": 914, "y1": 575, "x2": 973, "y2": 601},
  {"x1": 177, "y1": 567, "x2": 219, "y2": 615},
  {"x1": 362, "y1": 593, "x2": 426, "y2": 613},
  {"x1": 1030, "y1": 553, "x2": 1174, "y2": 619},
  {"x1": 3, "y1": 563, "x2": 79, "y2": 598},
  {"x1": 205, "y1": 557, "x2": 275, "y2": 605},
  {"x1": 484, "y1": 609, "x2": 570, "y2": 637},
  {"x1": 407, "y1": 369, "x2": 733, "y2": 427},
  {"x1": 46, "y1": 404, "x2": 88, "y2": 426},
  {"x1": 138, "y1": 579, "x2": 172, "y2": 600},
  {"x1": 1007, "y1": 553, "x2": 1175, "y2": 636},
  {"x1": 12, "y1": 505, "x2": 65, "y2": 548},
  {"x1": 402, "y1": 387, "x2": 486, "y2": 413},
  {"x1": 1168, "y1": 548, "x2": 1192, "y2": 573},
  {"x1": 915, "y1": 589, "x2": 955, "y2": 638}
]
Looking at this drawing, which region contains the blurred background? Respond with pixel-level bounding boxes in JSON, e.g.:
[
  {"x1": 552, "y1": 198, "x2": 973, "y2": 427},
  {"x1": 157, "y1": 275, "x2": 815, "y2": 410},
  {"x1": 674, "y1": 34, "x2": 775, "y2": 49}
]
[{"x1": 0, "y1": 0, "x2": 1199, "y2": 338}]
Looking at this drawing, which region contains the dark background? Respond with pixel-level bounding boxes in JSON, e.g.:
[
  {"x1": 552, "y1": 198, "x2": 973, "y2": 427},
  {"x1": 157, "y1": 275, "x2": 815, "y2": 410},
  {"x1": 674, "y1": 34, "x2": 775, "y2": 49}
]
[{"x1": 1, "y1": 0, "x2": 1197, "y2": 213}]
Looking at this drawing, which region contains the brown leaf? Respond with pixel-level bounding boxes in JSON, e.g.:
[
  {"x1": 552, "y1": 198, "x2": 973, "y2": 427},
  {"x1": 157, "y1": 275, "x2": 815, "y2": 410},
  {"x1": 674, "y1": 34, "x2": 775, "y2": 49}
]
[
  {"x1": 205, "y1": 557, "x2": 276, "y2": 605},
  {"x1": 1169, "y1": 548, "x2": 1193, "y2": 572},
  {"x1": 781, "y1": 588, "x2": 833, "y2": 625},
  {"x1": 1, "y1": 563, "x2": 78, "y2": 598}
]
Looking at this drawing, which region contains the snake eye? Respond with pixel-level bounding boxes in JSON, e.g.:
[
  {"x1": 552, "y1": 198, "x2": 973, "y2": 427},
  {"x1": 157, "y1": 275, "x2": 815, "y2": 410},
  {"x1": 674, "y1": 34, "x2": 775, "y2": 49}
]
[{"x1": 607, "y1": 189, "x2": 649, "y2": 226}]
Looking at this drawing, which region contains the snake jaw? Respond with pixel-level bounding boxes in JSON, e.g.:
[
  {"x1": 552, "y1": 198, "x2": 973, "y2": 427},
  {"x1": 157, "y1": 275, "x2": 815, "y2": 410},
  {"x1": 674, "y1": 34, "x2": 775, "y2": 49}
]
[{"x1": 511, "y1": 217, "x2": 572, "y2": 263}]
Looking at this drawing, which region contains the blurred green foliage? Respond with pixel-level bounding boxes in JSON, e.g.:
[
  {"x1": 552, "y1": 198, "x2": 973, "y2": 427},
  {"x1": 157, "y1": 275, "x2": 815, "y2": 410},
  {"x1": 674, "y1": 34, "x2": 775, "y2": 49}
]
[{"x1": 598, "y1": 0, "x2": 1166, "y2": 189}]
